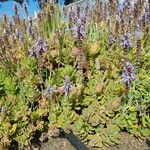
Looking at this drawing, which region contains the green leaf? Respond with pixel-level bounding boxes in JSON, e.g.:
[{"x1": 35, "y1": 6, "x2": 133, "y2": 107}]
[
  {"x1": 88, "y1": 134, "x2": 103, "y2": 147},
  {"x1": 48, "y1": 113, "x2": 57, "y2": 123},
  {"x1": 140, "y1": 128, "x2": 150, "y2": 137}
]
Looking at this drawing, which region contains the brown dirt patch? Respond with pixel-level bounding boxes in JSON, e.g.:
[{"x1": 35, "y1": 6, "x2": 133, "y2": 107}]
[{"x1": 40, "y1": 132, "x2": 150, "y2": 150}]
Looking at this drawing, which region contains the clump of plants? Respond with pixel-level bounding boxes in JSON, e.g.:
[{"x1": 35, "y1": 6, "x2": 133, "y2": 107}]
[{"x1": 0, "y1": 0, "x2": 149, "y2": 149}]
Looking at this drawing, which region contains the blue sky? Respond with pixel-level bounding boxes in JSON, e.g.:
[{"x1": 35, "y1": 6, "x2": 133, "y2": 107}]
[
  {"x1": 0, "y1": 0, "x2": 40, "y2": 19},
  {"x1": 0, "y1": 0, "x2": 136, "y2": 19}
]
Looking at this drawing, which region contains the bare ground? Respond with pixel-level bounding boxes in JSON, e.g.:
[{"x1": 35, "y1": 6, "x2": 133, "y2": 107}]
[{"x1": 40, "y1": 133, "x2": 150, "y2": 150}]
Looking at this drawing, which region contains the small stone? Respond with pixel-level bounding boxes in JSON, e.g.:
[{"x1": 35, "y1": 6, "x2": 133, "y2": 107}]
[{"x1": 95, "y1": 83, "x2": 103, "y2": 94}]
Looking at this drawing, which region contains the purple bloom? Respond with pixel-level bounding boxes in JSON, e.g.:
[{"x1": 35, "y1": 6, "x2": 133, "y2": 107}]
[
  {"x1": 27, "y1": 25, "x2": 35, "y2": 37},
  {"x1": 71, "y1": 26, "x2": 78, "y2": 38},
  {"x1": 142, "y1": 13, "x2": 150, "y2": 22},
  {"x1": 69, "y1": 4, "x2": 89, "y2": 41},
  {"x1": 77, "y1": 18, "x2": 82, "y2": 25},
  {"x1": 29, "y1": 17, "x2": 33, "y2": 26},
  {"x1": 29, "y1": 47, "x2": 36, "y2": 57},
  {"x1": 48, "y1": 85, "x2": 54, "y2": 95},
  {"x1": 84, "y1": 0, "x2": 93, "y2": 11},
  {"x1": 13, "y1": 28, "x2": 23, "y2": 41},
  {"x1": 47, "y1": 85, "x2": 58, "y2": 96},
  {"x1": 134, "y1": 26, "x2": 143, "y2": 40},
  {"x1": 121, "y1": 34, "x2": 133, "y2": 49},
  {"x1": 62, "y1": 76, "x2": 72, "y2": 97},
  {"x1": 108, "y1": 35, "x2": 116, "y2": 45},
  {"x1": 80, "y1": 24, "x2": 86, "y2": 38},
  {"x1": 25, "y1": 17, "x2": 35, "y2": 37},
  {"x1": 43, "y1": 84, "x2": 58, "y2": 98},
  {"x1": 121, "y1": 62, "x2": 136, "y2": 87},
  {"x1": 71, "y1": 18, "x2": 87, "y2": 40},
  {"x1": 125, "y1": 62, "x2": 135, "y2": 71},
  {"x1": 69, "y1": 7, "x2": 78, "y2": 23},
  {"x1": 142, "y1": 6, "x2": 150, "y2": 23},
  {"x1": 13, "y1": 3, "x2": 19, "y2": 15},
  {"x1": 37, "y1": 38, "x2": 48, "y2": 53},
  {"x1": 29, "y1": 37, "x2": 48, "y2": 57},
  {"x1": 23, "y1": 3, "x2": 28, "y2": 16}
]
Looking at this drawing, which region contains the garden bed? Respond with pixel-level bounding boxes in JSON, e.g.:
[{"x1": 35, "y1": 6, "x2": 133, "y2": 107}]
[
  {"x1": 0, "y1": 0, "x2": 150, "y2": 150},
  {"x1": 41, "y1": 133, "x2": 150, "y2": 150}
]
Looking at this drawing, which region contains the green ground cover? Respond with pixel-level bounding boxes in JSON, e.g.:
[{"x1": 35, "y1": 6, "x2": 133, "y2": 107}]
[{"x1": 0, "y1": 0, "x2": 149, "y2": 149}]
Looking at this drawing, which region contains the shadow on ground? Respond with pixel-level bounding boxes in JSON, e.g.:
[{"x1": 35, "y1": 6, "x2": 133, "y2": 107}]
[{"x1": 40, "y1": 132, "x2": 150, "y2": 150}]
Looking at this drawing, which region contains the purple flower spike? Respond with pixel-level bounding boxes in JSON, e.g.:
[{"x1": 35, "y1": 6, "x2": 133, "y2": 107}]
[
  {"x1": 84, "y1": 0, "x2": 93, "y2": 11},
  {"x1": 134, "y1": 26, "x2": 143, "y2": 40},
  {"x1": 27, "y1": 25, "x2": 35, "y2": 37},
  {"x1": 23, "y1": 3, "x2": 28, "y2": 16},
  {"x1": 37, "y1": 38, "x2": 48, "y2": 53},
  {"x1": 142, "y1": 6, "x2": 150, "y2": 23},
  {"x1": 71, "y1": 17, "x2": 87, "y2": 40},
  {"x1": 29, "y1": 48, "x2": 36, "y2": 57},
  {"x1": 43, "y1": 84, "x2": 58, "y2": 98},
  {"x1": 109, "y1": 35, "x2": 116, "y2": 45},
  {"x1": 62, "y1": 76, "x2": 72, "y2": 97},
  {"x1": 13, "y1": 3, "x2": 19, "y2": 15},
  {"x1": 121, "y1": 34, "x2": 133, "y2": 49},
  {"x1": 72, "y1": 26, "x2": 78, "y2": 38},
  {"x1": 125, "y1": 62, "x2": 135, "y2": 71},
  {"x1": 47, "y1": 85, "x2": 58, "y2": 96},
  {"x1": 80, "y1": 24, "x2": 86, "y2": 38},
  {"x1": 29, "y1": 37, "x2": 48, "y2": 58},
  {"x1": 121, "y1": 62, "x2": 136, "y2": 87},
  {"x1": 13, "y1": 29, "x2": 23, "y2": 41}
]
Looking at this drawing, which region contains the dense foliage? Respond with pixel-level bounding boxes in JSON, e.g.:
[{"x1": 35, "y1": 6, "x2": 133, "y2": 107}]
[{"x1": 0, "y1": 0, "x2": 149, "y2": 149}]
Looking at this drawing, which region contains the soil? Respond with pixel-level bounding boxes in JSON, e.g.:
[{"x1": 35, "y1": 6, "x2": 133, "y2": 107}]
[
  {"x1": 40, "y1": 132, "x2": 150, "y2": 150},
  {"x1": 40, "y1": 136, "x2": 76, "y2": 150}
]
